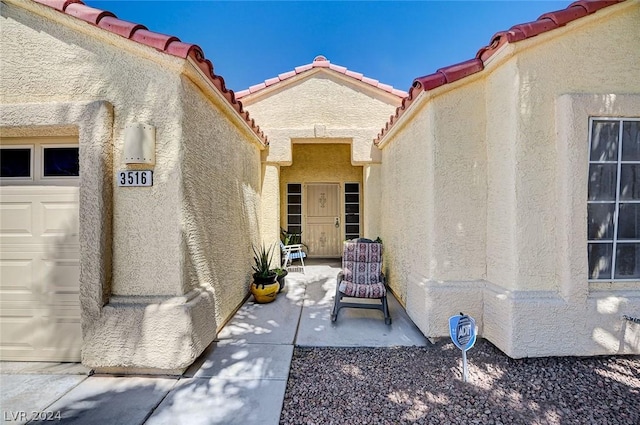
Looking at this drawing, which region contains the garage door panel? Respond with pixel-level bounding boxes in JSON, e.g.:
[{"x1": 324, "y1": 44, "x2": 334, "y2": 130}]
[
  {"x1": 0, "y1": 202, "x2": 33, "y2": 237},
  {"x1": 0, "y1": 187, "x2": 79, "y2": 246},
  {"x1": 35, "y1": 316, "x2": 82, "y2": 346},
  {"x1": 0, "y1": 316, "x2": 81, "y2": 362},
  {"x1": 1, "y1": 316, "x2": 38, "y2": 349},
  {"x1": 0, "y1": 301, "x2": 80, "y2": 317},
  {"x1": 0, "y1": 181, "x2": 81, "y2": 362},
  {"x1": 0, "y1": 301, "x2": 37, "y2": 318},
  {"x1": 45, "y1": 305, "x2": 82, "y2": 319},
  {"x1": 41, "y1": 201, "x2": 79, "y2": 241},
  {"x1": 43, "y1": 245, "x2": 80, "y2": 259},
  {"x1": 1, "y1": 253, "x2": 79, "y2": 292},
  {"x1": 42, "y1": 258, "x2": 80, "y2": 291},
  {"x1": 0, "y1": 258, "x2": 33, "y2": 293}
]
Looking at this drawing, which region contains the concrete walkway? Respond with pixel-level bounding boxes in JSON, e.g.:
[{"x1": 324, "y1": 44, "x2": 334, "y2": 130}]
[{"x1": 1, "y1": 260, "x2": 428, "y2": 425}]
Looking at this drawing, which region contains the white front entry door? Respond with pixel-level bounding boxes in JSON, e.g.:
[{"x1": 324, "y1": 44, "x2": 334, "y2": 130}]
[{"x1": 305, "y1": 183, "x2": 341, "y2": 257}]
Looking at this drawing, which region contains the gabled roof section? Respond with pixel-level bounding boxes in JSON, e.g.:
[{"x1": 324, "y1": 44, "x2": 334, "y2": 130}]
[
  {"x1": 374, "y1": 0, "x2": 625, "y2": 145},
  {"x1": 29, "y1": 0, "x2": 268, "y2": 145},
  {"x1": 235, "y1": 55, "x2": 409, "y2": 100}
]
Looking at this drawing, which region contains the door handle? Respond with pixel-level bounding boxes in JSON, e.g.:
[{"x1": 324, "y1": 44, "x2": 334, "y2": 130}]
[{"x1": 335, "y1": 217, "x2": 340, "y2": 228}]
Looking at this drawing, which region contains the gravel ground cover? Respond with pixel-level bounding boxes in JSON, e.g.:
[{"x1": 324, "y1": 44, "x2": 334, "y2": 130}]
[{"x1": 280, "y1": 340, "x2": 639, "y2": 425}]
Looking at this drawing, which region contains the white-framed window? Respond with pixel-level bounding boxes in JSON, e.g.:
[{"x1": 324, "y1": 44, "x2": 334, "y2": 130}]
[
  {"x1": 588, "y1": 117, "x2": 640, "y2": 281},
  {"x1": 41, "y1": 144, "x2": 79, "y2": 178},
  {"x1": 0, "y1": 145, "x2": 34, "y2": 181},
  {"x1": 344, "y1": 182, "x2": 360, "y2": 240},
  {"x1": 286, "y1": 183, "x2": 302, "y2": 235},
  {"x1": 1, "y1": 137, "x2": 79, "y2": 185}
]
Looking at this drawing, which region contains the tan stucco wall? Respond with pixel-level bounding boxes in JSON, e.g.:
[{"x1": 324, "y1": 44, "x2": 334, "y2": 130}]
[
  {"x1": 1, "y1": 1, "x2": 185, "y2": 297},
  {"x1": 1, "y1": 1, "x2": 263, "y2": 372},
  {"x1": 261, "y1": 163, "x2": 281, "y2": 262},
  {"x1": 243, "y1": 70, "x2": 399, "y2": 249},
  {"x1": 363, "y1": 164, "x2": 382, "y2": 239},
  {"x1": 379, "y1": 106, "x2": 431, "y2": 303},
  {"x1": 380, "y1": 0, "x2": 640, "y2": 357},
  {"x1": 508, "y1": 3, "x2": 640, "y2": 293},
  {"x1": 243, "y1": 71, "x2": 400, "y2": 165},
  {"x1": 279, "y1": 143, "x2": 363, "y2": 236},
  {"x1": 179, "y1": 75, "x2": 262, "y2": 325},
  {"x1": 380, "y1": 76, "x2": 487, "y2": 331},
  {"x1": 483, "y1": 2, "x2": 640, "y2": 357}
]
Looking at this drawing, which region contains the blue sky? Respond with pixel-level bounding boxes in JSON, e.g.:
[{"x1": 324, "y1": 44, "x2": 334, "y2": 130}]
[{"x1": 90, "y1": 1, "x2": 570, "y2": 93}]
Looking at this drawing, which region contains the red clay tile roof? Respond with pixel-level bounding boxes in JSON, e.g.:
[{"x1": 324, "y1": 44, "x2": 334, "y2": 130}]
[
  {"x1": 235, "y1": 55, "x2": 409, "y2": 100},
  {"x1": 30, "y1": 0, "x2": 268, "y2": 145},
  {"x1": 374, "y1": 0, "x2": 624, "y2": 145}
]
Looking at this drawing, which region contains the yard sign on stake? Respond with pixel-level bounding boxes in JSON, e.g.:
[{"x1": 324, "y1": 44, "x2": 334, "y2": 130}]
[{"x1": 449, "y1": 313, "x2": 477, "y2": 383}]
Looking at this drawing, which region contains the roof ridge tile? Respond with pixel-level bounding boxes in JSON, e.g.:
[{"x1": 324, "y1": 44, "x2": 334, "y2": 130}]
[
  {"x1": 361, "y1": 76, "x2": 379, "y2": 86},
  {"x1": 313, "y1": 60, "x2": 331, "y2": 68},
  {"x1": 377, "y1": 83, "x2": 393, "y2": 93},
  {"x1": 130, "y1": 29, "x2": 179, "y2": 52},
  {"x1": 265, "y1": 77, "x2": 280, "y2": 86},
  {"x1": 237, "y1": 57, "x2": 408, "y2": 100},
  {"x1": 345, "y1": 70, "x2": 364, "y2": 80},
  {"x1": 539, "y1": 5, "x2": 588, "y2": 26},
  {"x1": 97, "y1": 16, "x2": 146, "y2": 38},
  {"x1": 509, "y1": 17, "x2": 558, "y2": 39},
  {"x1": 437, "y1": 58, "x2": 484, "y2": 84},
  {"x1": 165, "y1": 41, "x2": 203, "y2": 59},
  {"x1": 329, "y1": 64, "x2": 347, "y2": 73},
  {"x1": 570, "y1": 0, "x2": 621, "y2": 14},
  {"x1": 65, "y1": 3, "x2": 114, "y2": 24},
  {"x1": 294, "y1": 64, "x2": 313, "y2": 73},
  {"x1": 250, "y1": 83, "x2": 267, "y2": 93},
  {"x1": 278, "y1": 70, "x2": 297, "y2": 80},
  {"x1": 235, "y1": 89, "x2": 250, "y2": 98},
  {"x1": 36, "y1": 0, "x2": 82, "y2": 12}
]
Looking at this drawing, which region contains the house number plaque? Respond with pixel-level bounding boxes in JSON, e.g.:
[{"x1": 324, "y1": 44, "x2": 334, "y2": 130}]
[{"x1": 118, "y1": 170, "x2": 153, "y2": 187}]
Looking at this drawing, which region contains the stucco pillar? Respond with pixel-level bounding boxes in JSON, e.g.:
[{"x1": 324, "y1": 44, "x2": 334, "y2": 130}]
[
  {"x1": 261, "y1": 162, "x2": 281, "y2": 260},
  {"x1": 363, "y1": 164, "x2": 382, "y2": 239}
]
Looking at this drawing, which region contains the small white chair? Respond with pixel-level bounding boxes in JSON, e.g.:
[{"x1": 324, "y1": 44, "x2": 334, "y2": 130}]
[{"x1": 280, "y1": 241, "x2": 306, "y2": 274}]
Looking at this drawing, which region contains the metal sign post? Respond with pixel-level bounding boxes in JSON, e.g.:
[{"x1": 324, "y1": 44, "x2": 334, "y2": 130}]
[
  {"x1": 462, "y1": 349, "x2": 468, "y2": 382},
  {"x1": 449, "y1": 313, "x2": 477, "y2": 383}
]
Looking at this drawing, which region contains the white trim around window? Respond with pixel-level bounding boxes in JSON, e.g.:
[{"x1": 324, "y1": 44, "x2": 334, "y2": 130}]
[
  {"x1": 0, "y1": 137, "x2": 79, "y2": 186},
  {"x1": 40, "y1": 144, "x2": 80, "y2": 180},
  {"x1": 0, "y1": 144, "x2": 34, "y2": 182}
]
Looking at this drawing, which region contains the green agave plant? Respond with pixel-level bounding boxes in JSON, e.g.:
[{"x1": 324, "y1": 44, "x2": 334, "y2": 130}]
[{"x1": 252, "y1": 244, "x2": 275, "y2": 278}]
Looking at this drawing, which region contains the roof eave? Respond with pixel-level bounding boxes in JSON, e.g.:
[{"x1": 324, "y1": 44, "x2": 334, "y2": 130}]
[
  {"x1": 185, "y1": 57, "x2": 267, "y2": 150},
  {"x1": 239, "y1": 67, "x2": 406, "y2": 107},
  {"x1": 375, "y1": 0, "x2": 627, "y2": 146},
  {"x1": 237, "y1": 58, "x2": 409, "y2": 104},
  {"x1": 19, "y1": 0, "x2": 269, "y2": 146}
]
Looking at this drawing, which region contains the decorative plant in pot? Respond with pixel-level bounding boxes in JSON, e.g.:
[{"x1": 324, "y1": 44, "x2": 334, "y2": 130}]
[
  {"x1": 251, "y1": 244, "x2": 278, "y2": 303},
  {"x1": 272, "y1": 268, "x2": 288, "y2": 293}
]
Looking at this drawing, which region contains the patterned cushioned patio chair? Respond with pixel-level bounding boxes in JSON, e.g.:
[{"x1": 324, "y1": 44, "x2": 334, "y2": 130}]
[{"x1": 331, "y1": 239, "x2": 391, "y2": 325}]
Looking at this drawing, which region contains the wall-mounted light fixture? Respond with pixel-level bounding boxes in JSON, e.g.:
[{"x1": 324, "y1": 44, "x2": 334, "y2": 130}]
[{"x1": 124, "y1": 123, "x2": 155, "y2": 164}]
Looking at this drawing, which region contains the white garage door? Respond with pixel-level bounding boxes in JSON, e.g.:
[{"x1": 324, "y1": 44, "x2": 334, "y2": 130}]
[{"x1": 0, "y1": 137, "x2": 82, "y2": 361}]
